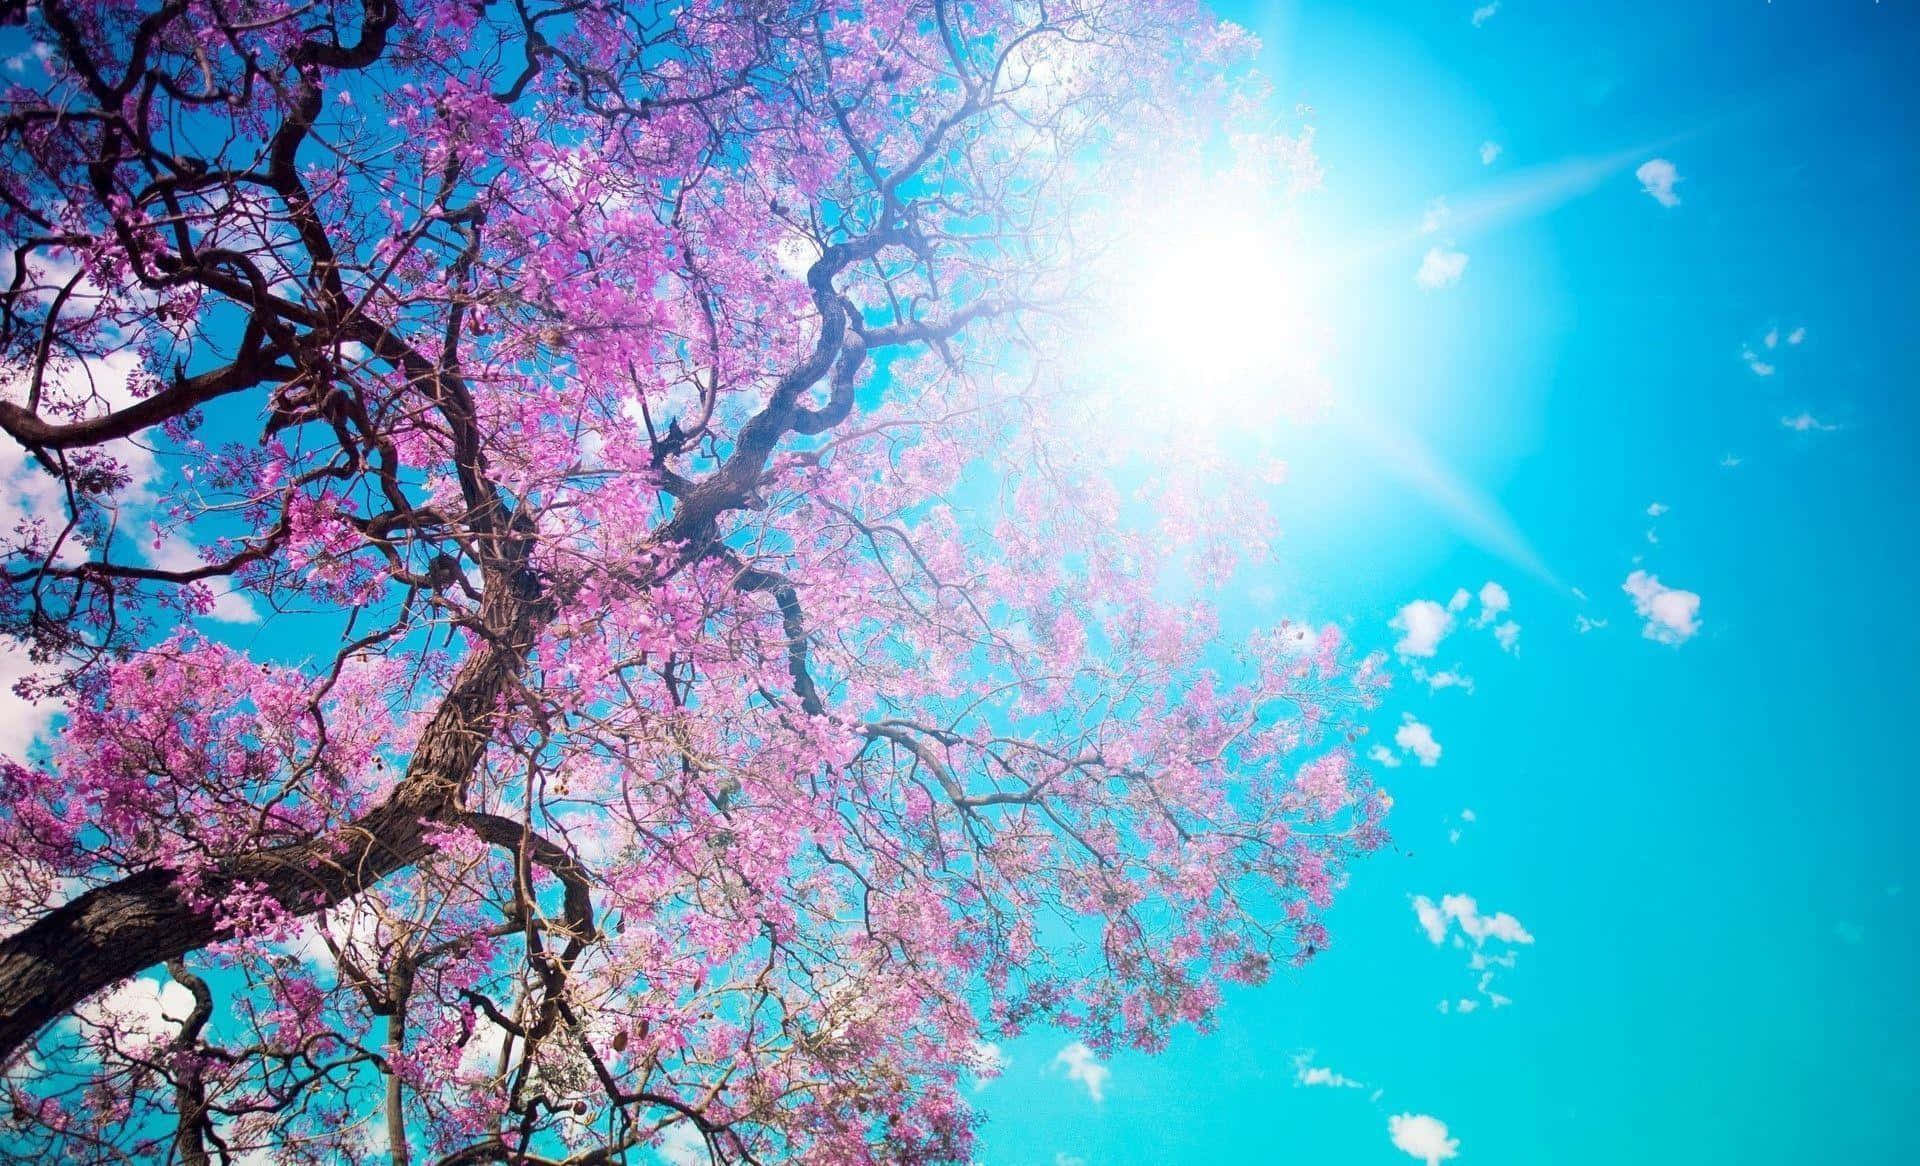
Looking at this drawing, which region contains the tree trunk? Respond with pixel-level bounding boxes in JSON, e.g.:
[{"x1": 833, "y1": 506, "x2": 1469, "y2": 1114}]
[{"x1": 0, "y1": 591, "x2": 543, "y2": 1061}]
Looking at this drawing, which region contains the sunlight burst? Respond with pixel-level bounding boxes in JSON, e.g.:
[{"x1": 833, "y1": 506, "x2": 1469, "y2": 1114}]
[{"x1": 1088, "y1": 195, "x2": 1330, "y2": 426}]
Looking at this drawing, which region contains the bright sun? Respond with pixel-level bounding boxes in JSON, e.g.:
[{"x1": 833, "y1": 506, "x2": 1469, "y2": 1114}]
[{"x1": 1089, "y1": 196, "x2": 1330, "y2": 426}]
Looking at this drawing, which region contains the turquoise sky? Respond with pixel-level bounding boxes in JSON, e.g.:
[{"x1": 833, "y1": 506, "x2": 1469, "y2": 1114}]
[
  {"x1": 975, "y1": 1, "x2": 1919, "y2": 1163},
  {"x1": 4, "y1": 3, "x2": 1913, "y2": 1162}
]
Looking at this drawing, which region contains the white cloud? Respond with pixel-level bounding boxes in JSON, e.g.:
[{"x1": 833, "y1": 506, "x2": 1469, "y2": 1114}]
[
  {"x1": 3, "y1": 349, "x2": 152, "y2": 553},
  {"x1": 4, "y1": 43, "x2": 53, "y2": 76},
  {"x1": 1636, "y1": 158, "x2": 1681, "y2": 207},
  {"x1": 76, "y1": 975, "x2": 196, "y2": 1050},
  {"x1": 1395, "y1": 715, "x2": 1442, "y2": 767},
  {"x1": 147, "y1": 537, "x2": 262, "y2": 623},
  {"x1": 0, "y1": 649, "x2": 54, "y2": 761},
  {"x1": 1412, "y1": 893, "x2": 1533, "y2": 948},
  {"x1": 1781, "y1": 412, "x2": 1838, "y2": 432},
  {"x1": 1764, "y1": 327, "x2": 1779, "y2": 350},
  {"x1": 1368, "y1": 743, "x2": 1402, "y2": 769},
  {"x1": 1479, "y1": 140, "x2": 1502, "y2": 166},
  {"x1": 1397, "y1": 585, "x2": 1515, "y2": 665},
  {"x1": 1470, "y1": 2, "x2": 1499, "y2": 27},
  {"x1": 1742, "y1": 347, "x2": 1775, "y2": 376},
  {"x1": 1413, "y1": 896, "x2": 1449, "y2": 945},
  {"x1": 1293, "y1": 1051, "x2": 1364, "y2": 1089},
  {"x1": 972, "y1": 1040, "x2": 1009, "y2": 1090},
  {"x1": 1054, "y1": 1042, "x2": 1110, "y2": 1103},
  {"x1": 2, "y1": 342, "x2": 257, "y2": 641},
  {"x1": 1055, "y1": 1155, "x2": 1088, "y2": 1166},
  {"x1": 1414, "y1": 666, "x2": 1475, "y2": 695},
  {"x1": 1472, "y1": 581, "x2": 1510, "y2": 627},
  {"x1": 1390, "y1": 599, "x2": 1454, "y2": 658},
  {"x1": 1443, "y1": 893, "x2": 1533, "y2": 945},
  {"x1": 1460, "y1": 808, "x2": 1476, "y2": 822},
  {"x1": 1787, "y1": 326, "x2": 1806, "y2": 345},
  {"x1": 657, "y1": 1122, "x2": 712, "y2": 1166},
  {"x1": 1390, "y1": 1113, "x2": 1461, "y2": 1165},
  {"x1": 1416, "y1": 247, "x2": 1469, "y2": 289},
  {"x1": 1622, "y1": 570, "x2": 1701, "y2": 645},
  {"x1": 283, "y1": 895, "x2": 390, "y2": 970},
  {"x1": 1574, "y1": 614, "x2": 1608, "y2": 634},
  {"x1": 458, "y1": 1012, "x2": 516, "y2": 1084},
  {"x1": 1421, "y1": 199, "x2": 1452, "y2": 235},
  {"x1": 1720, "y1": 453, "x2": 1744, "y2": 468},
  {"x1": 1646, "y1": 502, "x2": 1669, "y2": 517},
  {"x1": 773, "y1": 231, "x2": 822, "y2": 279}
]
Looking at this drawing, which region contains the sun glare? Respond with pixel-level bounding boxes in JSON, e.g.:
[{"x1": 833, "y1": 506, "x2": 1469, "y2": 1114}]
[{"x1": 1088, "y1": 198, "x2": 1330, "y2": 426}]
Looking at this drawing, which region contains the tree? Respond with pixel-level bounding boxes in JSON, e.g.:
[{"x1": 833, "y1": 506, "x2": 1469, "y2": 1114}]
[{"x1": 0, "y1": 0, "x2": 1384, "y2": 1160}]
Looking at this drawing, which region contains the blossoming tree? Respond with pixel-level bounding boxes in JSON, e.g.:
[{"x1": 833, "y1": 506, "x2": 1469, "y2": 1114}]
[{"x1": 0, "y1": 0, "x2": 1385, "y2": 1160}]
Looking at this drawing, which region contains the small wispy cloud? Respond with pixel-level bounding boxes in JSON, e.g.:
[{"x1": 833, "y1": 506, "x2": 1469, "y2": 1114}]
[
  {"x1": 1416, "y1": 246, "x2": 1469, "y2": 289},
  {"x1": 1470, "y1": 2, "x2": 1500, "y2": 27},
  {"x1": 971, "y1": 1041, "x2": 1008, "y2": 1090},
  {"x1": 1781, "y1": 412, "x2": 1839, "y2": 432},
  {"x1": 1413, "y1": 665, "x2": 1475, "y2": 694},
  {"x1": 1414, "y1": 893, "x2": 1534, "y2": 1009},
  {"x1": 1466, "y1": 583, "x2": 1518, "y2": 652},
  {"x1": 1470, "y1": 581, "x2": 1509, "y2": 628},
  {"x1": 1479, "y1": 140, "x2": 1503, "y2": 165},
  {"x1": 1293, "y1": 1051, "x2": 1365, "y2": 1090},
  {"x1": 1787, "y1": 326, "x2": 1806, "y2": 345},
  {"x1": 1646, "y1": 502, "x2": 1669, "y2": 517},
  {"x1": 1742, "y1": 346, "x2": 1775, "y2": 376},
  {"x1": 1053, "y1": 1042, "x2": 1110, "y2": 1103},
  {"x1": 1448, "y1": 807, "x2": 1477, "y2": 845},
  {"x1": 1414, "y1": 893, "x2": 1534, "y2": 947},
  {"x1": 1395, "y1": 714, "x2": 1443, "y2": 767},
  {"x1": 1635, "y1": 158, "x2": 1681, "y2": 207},
  {"x1": 657, "y1": 1122, "x2": 713, "y2": 1166}
]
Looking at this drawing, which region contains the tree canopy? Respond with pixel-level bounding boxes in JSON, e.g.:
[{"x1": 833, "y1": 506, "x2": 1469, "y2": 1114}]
[{"x1": 0, "y1": 0, "x2": 1383, "y2": 1160}]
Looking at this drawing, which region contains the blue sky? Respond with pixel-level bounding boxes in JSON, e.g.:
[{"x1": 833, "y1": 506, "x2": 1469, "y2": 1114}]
[
  {"x1": 975, "y1": 1, "x2": 1920, "y2": 1163},
  {"x1": 2, "y1": 3, "x2": 1912, "y2": 1162}
]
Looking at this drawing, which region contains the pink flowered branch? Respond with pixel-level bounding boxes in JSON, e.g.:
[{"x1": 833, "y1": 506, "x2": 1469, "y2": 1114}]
[{"x1": 0, "y1": 0, "x2": 1380, "y2": 1161}]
